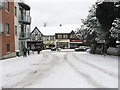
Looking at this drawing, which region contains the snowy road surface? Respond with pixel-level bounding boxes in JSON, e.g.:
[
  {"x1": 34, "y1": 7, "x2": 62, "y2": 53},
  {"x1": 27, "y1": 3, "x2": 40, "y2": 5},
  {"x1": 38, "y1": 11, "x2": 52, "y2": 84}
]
[{"x1": 1, "y1": 49, "x2": 118, "y2": 88}]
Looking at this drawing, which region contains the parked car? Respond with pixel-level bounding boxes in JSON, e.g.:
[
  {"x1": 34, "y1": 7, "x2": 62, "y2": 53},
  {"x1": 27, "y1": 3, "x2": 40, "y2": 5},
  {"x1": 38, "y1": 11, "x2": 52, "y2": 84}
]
[
  {"x1": 51, "y1": 47, "x2": 61, "y2": 51},
  {"x1": 86, "y1": 48, "x2": 91, "y2": 53},
  {"x1": 75, "y1": 46, "x2": 90, "y2": 51},
  {"x1": 56, "y1": 48, "x2": 61, "y2": 51},
  {"x1": 51, "y1": 47, "x2": 57, "y2": 51}
]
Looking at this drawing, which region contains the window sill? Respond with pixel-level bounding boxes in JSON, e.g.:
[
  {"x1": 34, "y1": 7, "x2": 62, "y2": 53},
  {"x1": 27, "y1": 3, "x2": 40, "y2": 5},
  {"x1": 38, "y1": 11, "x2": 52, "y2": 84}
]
[
  {"x1": 7, "y1": 52, "x2": 10, "y2": 54},
  {"x1": 5, "y1": 9, "x2": 9, "y2": 13},
  {"x1": 6, "y1": 34, "x2": 10, "y2": 36}
]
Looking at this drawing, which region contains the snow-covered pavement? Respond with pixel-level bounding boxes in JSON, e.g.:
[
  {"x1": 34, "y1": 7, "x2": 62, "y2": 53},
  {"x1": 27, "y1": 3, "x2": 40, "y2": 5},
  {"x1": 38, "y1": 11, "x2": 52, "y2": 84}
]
[{"x1": 1, "y1": 49, "x2": 118, "y2": 88}]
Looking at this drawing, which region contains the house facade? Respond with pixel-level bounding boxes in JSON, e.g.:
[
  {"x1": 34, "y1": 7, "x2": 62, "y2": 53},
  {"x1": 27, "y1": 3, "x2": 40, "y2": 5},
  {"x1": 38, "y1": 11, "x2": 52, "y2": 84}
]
[
  {"x1": 55, "y1": 31, "x2": 82, "y2": 49},
  {"x1": 31, "y1": 27, "x2": 55, "y2": 49},
  {"x1": 69, "y1": 31, "x2": 83, "y2": 49},
  {"x1": 0, "y1": 0, "x2": 15, "y2": 59},
  {"x1": 0, "y1": 0, "x2": 31, "y2": 59},
  {"x1": 31, "y1": 27, "x2": 43, "y2": 41},
  {"x1": 43, "y1": 35, "x2": 55, "y2": 49},
  {"x1": 14, "y1": 0, "x2": 31, "y2": 55},
  {"x1": 31, "y1": 26, "x2": 82, "y2": 50},
  {"x1": 29, "y1": 27, "x2": 43, "y2": 50},
  {"x1": 55, "y1": 33, "x2": 70, "y2": 49}
]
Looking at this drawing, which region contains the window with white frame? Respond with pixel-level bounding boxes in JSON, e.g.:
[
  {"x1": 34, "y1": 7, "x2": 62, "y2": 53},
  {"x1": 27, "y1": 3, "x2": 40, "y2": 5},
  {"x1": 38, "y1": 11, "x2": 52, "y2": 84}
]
[
  {"x1": 50, "y1": 36, "x2": 54, "y2": 40},
  {"x1": 70, "y1": 35, "x2": 75, "y2": 38},
  {"x1": 63, "y1": 35, "x2": 68, "y2": 39},
  {"x1": 0, "y1": 0, "x2": 3, "y2": 8},
  {"x1": 0, "y1": 23, "x2": 4, "y2": 33},
  {"x1": 6, "y1": 23, "x2": 10, "y2": 35},
  {"x1": 58, "y1": 35, "x2": 62, "y2": 39},
  {"x1": 5, "y1": 0, "x2": 9, "y2": 12}
]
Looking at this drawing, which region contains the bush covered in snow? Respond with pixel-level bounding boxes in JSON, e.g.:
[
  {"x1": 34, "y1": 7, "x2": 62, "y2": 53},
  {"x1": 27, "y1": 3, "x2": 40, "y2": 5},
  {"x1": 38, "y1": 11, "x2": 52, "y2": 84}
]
[{"x1": 107, "y1": 47, "x2": 119, "y2": 56}]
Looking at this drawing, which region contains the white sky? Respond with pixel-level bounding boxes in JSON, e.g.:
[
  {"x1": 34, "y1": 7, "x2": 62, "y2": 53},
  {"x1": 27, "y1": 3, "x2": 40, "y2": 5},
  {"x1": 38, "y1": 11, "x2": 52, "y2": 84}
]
[{"x1": 25, "y1": 0, "x2": 97, "y2": 30}]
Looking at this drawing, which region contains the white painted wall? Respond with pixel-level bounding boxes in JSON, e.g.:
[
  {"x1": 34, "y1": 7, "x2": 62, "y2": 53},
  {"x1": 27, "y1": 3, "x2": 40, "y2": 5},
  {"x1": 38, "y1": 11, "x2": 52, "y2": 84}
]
[
  {"x1": 14, "y1": 1, "x2": 21, "y2": 52},
  {"x1": 14, "y1": 0, "x2": 31, "y2": 54}
]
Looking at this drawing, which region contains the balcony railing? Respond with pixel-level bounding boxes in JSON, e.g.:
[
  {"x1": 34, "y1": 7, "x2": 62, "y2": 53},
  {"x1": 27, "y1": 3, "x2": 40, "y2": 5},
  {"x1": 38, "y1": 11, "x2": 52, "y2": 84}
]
[
  {"x1": 19, "y1": 15, "x2": 31, "y2": 25},
  {"x1": 19, "y1": 32, "x2": 30, "y2": 40}
]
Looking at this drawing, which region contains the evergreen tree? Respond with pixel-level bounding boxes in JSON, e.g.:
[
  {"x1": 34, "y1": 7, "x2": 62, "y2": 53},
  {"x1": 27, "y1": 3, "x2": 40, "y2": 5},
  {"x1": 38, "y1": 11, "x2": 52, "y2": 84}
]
[{"x1": 76, "y1": 0, "x2": 120, "y2": 54}]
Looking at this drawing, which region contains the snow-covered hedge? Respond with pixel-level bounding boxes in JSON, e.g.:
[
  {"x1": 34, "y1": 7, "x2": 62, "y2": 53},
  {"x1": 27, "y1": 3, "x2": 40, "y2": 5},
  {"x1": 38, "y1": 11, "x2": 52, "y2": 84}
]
[
  {"x1": 107, "y1": 47, "x2": 119, "y2": 56},
  {"x1": 90, "y1": 46, "x2": 120, "y2": 56}
]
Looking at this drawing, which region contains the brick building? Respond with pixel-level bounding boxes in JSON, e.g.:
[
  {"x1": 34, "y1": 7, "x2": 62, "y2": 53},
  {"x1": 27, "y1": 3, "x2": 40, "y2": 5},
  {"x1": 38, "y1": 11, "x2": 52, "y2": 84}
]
[{"x1": 0, "y1": 0, "x2": 15, "y2": 59}]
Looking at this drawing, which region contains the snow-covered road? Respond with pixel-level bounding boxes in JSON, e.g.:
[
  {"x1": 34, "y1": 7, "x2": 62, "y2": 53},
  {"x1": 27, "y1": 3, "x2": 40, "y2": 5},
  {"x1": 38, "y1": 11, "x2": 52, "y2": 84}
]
[{"x1": 1, "y1": 49, "x2": 118, "y2": 88}]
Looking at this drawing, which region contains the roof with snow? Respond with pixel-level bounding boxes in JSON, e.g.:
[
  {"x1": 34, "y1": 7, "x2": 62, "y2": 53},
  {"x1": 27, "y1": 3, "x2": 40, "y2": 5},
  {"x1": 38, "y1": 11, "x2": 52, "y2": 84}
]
[{"x1": 35, "y1": 24, "x2": 81, "y2": 36}]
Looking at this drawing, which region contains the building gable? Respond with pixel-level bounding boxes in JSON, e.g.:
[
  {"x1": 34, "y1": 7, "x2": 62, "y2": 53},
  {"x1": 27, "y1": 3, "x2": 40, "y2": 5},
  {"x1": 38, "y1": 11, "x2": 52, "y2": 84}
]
[
  {"x1": 31, "y1": 27, "x2": 43, "y2": 41},
  {"x1": 70, "y1": 30, "x2": 75, "y2": 34},
  {"x1": 31, "y1": 27, "x2": 43, "y2": 35}
]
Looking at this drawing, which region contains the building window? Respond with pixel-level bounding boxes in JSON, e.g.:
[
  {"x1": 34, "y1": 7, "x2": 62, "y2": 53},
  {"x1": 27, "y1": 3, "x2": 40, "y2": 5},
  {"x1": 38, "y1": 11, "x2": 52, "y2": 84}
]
[
  {"x1": 47, "y1": 36, "x2": 49, "y2": 41},
  {"x1": 0, "y1": 23, "x2": 4, "y2": 33},
  {"x1": 32, "y1": 36, "x2": 35, "y2": 41},
  {"x1": 15, "y1": 25, "x2": 17, "y2": 35},
  {"x1": 58, "y1": 35, "x2": 62, "y2": 39},
  {"x1": 50, "y1": 36, "x2": 54, "y2": 40},
  {"x1": 6, "y1": 44, "x2": 10, "y2": 53},
  {"x1": 38, "y1": 34, "x2": 42, "y2": 40},
  {"x1": 15, "y1": 6, "x2": 17, "y2": 16},
  {"x1": 0, "y1": 1, "x2": 3, "y2": 8},
  {"x1": 70, "y1": 35, "x2": 74, "y2": 38},
  {"x1": 5, "y1": 0, "x2": 9, "y2": 12},
  {"x1": 63, "y1": 35, "x2": 68, "y2": 39},
  {"x1": 6, "y1": 23, "x2": 10, "y2": 35}
]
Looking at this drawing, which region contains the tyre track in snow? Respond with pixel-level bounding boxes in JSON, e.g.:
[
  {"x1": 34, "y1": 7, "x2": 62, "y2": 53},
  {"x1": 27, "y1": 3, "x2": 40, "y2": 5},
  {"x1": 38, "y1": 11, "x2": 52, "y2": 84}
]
[
  {"x1": 64, "y1": 53, "x2": 104, "y2": 88},
  {"x1": 25, "y1": 53, "x2": 62, "y2": 88},
  {"x1": 24, "y1": 53, "x2": 60, "y2": 88},
  {"x1": 52, "y1": 51, "x2": 99, "y2": 87},
  {"x1": 65, "y1": 53, "x2": 118, "y2": 88},
  {"x1": 72, "y1": 53, "x2": 118, "y2": 78},
  {"x1": 4, "y1": 53, "x2": 60, "y2": 88}
]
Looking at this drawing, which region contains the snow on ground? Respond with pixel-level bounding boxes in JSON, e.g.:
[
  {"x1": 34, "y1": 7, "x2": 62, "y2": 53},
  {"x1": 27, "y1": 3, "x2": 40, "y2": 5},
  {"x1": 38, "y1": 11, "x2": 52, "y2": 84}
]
[
  {"x1": 66, "y1": 52, "x2": 118, "y2": 88},
  {"x1": 28, "y1": 61, "x2": 93, "y2": 88},
  {"x1": 0, "y1": 49, "x2": 119, "y2": 88},
  {"x1": 1, "y1": 52, "x2": 60, "y2": 88}
]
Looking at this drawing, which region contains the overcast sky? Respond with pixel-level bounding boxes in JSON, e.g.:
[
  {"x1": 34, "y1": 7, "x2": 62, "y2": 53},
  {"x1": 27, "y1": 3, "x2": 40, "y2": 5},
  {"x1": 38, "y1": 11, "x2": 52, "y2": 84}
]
[{"x1": 25, "y1": 0, "x2": 97, "y2": 30}]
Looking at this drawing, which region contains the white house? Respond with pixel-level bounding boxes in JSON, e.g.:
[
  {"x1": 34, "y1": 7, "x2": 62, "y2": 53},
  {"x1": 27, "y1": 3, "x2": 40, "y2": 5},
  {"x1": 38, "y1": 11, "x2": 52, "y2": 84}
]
[{"x1": 14, "y1": 0, "x2": 31, "y2": 55}]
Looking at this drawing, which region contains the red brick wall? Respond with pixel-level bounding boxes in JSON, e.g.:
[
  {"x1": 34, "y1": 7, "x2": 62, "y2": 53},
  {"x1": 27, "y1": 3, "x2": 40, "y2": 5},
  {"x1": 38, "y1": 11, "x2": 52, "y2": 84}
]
[{"x1": 2, "y1": 1, "x2": 15, "y2": 56}]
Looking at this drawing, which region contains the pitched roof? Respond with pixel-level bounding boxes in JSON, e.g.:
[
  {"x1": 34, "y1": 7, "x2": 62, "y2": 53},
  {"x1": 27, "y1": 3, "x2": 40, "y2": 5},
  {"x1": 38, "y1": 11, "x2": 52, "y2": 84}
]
[
  {"x1": 31, "y1": 27, "x2": 43, "y2": 35},
  {"x1": 36, "y1": 24, "x2": 81, "y2": 35}
]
